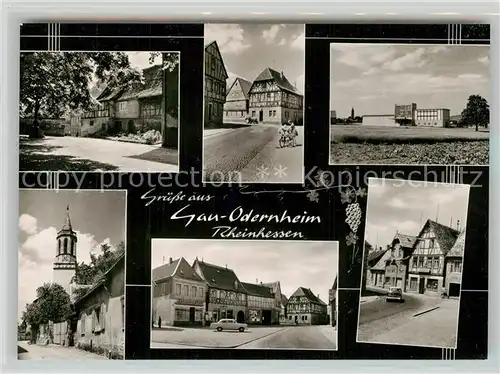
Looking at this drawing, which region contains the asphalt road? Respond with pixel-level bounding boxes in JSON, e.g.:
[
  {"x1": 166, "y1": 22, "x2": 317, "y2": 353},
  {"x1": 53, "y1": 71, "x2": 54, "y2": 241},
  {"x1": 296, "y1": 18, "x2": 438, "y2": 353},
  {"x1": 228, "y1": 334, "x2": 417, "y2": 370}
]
[
  {"x1": 237, "y1": 325, "x2": 337, "y2": 350},
  {"x1": 151, "y1": 325, "x2": 336, "y2": 350},
  {"x1": 359, "y1": 293, "x2": 427, "y2": 326},
  {"x1": 203, "y1": 125, "x2": 303, "y2": 183}
]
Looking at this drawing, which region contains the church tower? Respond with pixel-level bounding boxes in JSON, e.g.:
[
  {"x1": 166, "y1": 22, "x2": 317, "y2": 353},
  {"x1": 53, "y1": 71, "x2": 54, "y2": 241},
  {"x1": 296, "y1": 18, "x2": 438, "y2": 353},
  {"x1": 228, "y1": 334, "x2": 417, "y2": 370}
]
[{"x1": 53, "y1": 205, "x2": 77, "y2": 294}]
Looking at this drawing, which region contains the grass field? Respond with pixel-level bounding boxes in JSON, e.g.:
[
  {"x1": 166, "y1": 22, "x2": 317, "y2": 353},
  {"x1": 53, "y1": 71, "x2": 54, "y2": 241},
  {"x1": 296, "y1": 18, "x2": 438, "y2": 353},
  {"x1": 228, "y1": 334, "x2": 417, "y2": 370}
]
[{"x1": 330, "y1": 125, "x2": 489, "y2": 165}]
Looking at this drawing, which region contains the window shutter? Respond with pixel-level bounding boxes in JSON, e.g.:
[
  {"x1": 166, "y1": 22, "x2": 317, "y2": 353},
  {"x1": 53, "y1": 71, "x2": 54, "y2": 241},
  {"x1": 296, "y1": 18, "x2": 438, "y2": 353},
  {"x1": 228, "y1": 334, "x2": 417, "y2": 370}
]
[{"x1": 101, "y1": 306, "x2": 106, "y2": 331}]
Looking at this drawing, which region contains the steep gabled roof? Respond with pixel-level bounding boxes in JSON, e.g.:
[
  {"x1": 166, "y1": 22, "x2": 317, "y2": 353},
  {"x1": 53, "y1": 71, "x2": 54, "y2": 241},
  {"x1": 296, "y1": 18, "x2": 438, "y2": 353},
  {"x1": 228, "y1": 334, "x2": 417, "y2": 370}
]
[
  {"x1": 152, "y1": 258, "x2": 180, "y2": 282},
  {"x1": 252, "y1": 67, "x2": 302, "y2": 96},
  {"x1": 241, "y1": 282, "x2": 274, "y2": 298},
  {"x1": 447, "y1": 229, "x2": 466, "y2": 258},
  {"x1": 370, "y1": 250, "x2": 392, "y2": 272},
  {"x1": 204, "y1": 40, "x2": 229, "y2": 80},
  {"x1": 393, "y1": 232, "x2": 417, "y2": 249},
  {"x1": 416, "y1": 219, "x2": 460, "y2": 256},
  {"x1": 289, "y1": 287, "x2": 326, "y2": 305},
  {"x1": 227, "y1": 77, "x2": 252, "y2": 100},
  {"x1": 367, "y1": 246, "x2": 388, "y2": 266},
  {"x1": 281, "y1": 294, "x2": 288, "y2": 305},
  {"x1": 194, "y1": 259, "x2": 245, "y2": 292}
]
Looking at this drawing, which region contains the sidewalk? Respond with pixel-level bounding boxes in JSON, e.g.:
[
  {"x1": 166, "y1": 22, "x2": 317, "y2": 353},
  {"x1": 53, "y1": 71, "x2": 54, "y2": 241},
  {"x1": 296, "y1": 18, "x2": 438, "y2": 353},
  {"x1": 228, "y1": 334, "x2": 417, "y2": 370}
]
[
  {"x1": 17, "y1": 341, "x2": 108, "y2": 360},
  {"x1": 368, "y1": 298, "x2": 459, "y2": 348}
]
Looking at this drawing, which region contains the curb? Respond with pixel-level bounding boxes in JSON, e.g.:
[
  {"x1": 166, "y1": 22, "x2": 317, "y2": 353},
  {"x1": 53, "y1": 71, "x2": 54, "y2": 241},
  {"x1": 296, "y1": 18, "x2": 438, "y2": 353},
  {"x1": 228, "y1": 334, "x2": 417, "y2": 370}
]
[
  {"x1": 413, "y1": 306, "x2": 440, "y2": 317},
  {"x1": 152, "y1": 328, "x2": 289, "y2": 349}
]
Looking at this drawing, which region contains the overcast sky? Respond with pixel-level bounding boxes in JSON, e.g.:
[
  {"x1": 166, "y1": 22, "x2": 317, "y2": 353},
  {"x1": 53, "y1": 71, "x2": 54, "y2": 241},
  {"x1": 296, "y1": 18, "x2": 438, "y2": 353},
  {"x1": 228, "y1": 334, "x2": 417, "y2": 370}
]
[
  {"x1": 364, "y1": 178, "x2": 470, "y2": 250},
  {"x1": 126, "y1": 51, "x2": 162, "y2": 70},
  {"x1": 205, "y1": 24, "x2": 305, "y2": 93},
  {"x1": 330, "y1": 44, "x2": 490, "y2": 118},
  {"x1": 152, "y1": 239, "x2": 337, "y2": 303},
  {"x1": 18, "y1": 190, "x2": 126, "y2": 320}
]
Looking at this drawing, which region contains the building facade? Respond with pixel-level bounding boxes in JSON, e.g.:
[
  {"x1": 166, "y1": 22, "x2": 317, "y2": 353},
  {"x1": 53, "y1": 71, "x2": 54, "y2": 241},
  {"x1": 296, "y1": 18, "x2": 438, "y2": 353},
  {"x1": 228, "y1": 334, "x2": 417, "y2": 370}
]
[
  {"x1": 286, "y1": 287, "x2": 328, "y2": 325},
  {"x1": 193, "y1": 259, "x2": 247, "y2": 324},
  {"x1": 241, "y1": 282, "x2": 278, "y2": 325},
  {"x1": 384, "y1": 232, "x2": 417, "y2": 291},
  {"x1": 70, "y1": 63, "x2": 179, "y2": 147},
  {"x1": 224, "y1": 77, "x2": 252, "y2": 123},
  {"x1": 444, "y1": 228, "x2": 465, "y2": 298},
  {"x1": 152, "y1": 257, "x2": 206, "y2": 327},
  {"x1": 248, "y1": 68, "x2": 303, "y2": 125},
  {"x1": 395, "y1": 103, "x2": 417, "y2": 125},
  {"x1": 74, "y1": 255, "x2": 125, "y2": 358},
  {"x1": 328, "y1": 277, "x2": 337, "y2": 327},
  {"x1": 407, "y1": 219, "x2": 460, "y2": 296},
  {"x1": 261, "y1": 281, "x2": 285, "y2": 323},
  {"x1": 415, "y1": 108, "x2": 451, "y2": 127},
  {"x1": 204, "y1": 41, "x2": 228, "y2": 127}
]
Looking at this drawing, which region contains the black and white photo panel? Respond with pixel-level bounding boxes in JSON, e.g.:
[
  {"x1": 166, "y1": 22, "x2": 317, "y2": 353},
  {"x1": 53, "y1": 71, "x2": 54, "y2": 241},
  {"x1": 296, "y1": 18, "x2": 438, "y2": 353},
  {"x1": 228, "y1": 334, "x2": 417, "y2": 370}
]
[
  {"x1": 329, "y1": 43, "x2": 490, "y2": 166},
  {"x1": 18, "y1": 189, "x2": 126, "y2": 359},
  {"x1": 150, "y1": 239, "x2": 338, "y2": 351},
  {"x1": 357, "y1": 178, "x2": 469, "y2": 349},
  {"x1": 203, "y1": 24, "x2": 305, "y2": 184},
  {"x1": 20, "y1": 51, "x2": 180, "y2": 173}
]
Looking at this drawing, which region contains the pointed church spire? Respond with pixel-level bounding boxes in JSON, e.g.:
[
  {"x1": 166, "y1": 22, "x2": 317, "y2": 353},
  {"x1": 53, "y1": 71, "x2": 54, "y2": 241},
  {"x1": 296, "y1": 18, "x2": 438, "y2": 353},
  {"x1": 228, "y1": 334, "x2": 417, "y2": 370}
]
[{"x1": 62, "y1": 204, "x2": 72, "y2": 231}]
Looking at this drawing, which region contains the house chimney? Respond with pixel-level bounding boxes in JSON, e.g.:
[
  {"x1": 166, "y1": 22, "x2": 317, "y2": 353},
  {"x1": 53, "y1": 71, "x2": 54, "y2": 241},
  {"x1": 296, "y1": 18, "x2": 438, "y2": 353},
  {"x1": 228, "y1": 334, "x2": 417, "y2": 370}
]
[
  {"x1": 225, "y1": 264, "x2": 227, "y2": 269},
  {"x1": 281, "y1": 71, "x2": 284, "y2": 79},
  {"x1": 162, "y1": 256, "x2": 165, "y2": 265},
  {"x1": 457, "y1": 220, "x2": 460, "y2": 231},
  {"x1": 169, "y1": 257, "x2": 173, "y2": 264},
  {"x1": 256, "y1": 278, "x2": 258, "y2": 284}
]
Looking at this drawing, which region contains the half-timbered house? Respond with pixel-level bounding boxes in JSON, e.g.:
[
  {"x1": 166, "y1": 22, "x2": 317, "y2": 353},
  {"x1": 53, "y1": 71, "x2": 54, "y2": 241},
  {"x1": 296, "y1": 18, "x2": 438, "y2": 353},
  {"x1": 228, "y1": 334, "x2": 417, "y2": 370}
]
[
  {"x1": 261, "y1": 281, "x2": 285, "y2": 323},
  {"x1": 385, "y1": 232, "x2": 417, "y2": 291},
  {"x1": 444, "y1": 226, "x2": 465, "y2": 298},
  {"x1": 366, "y1": 247, "x2": 390, "y2": 289},
  {"x1": 192, "y1": 259, "x2": 247, "y2": 324},
  {"x1": 248, "y1": 68, "x2": 303, "y2": 125},
  {"x1": 152, "y1": 257, "x2": 206, "y2": 327},
  {"x1": 407, "y1": 219, "x2": 460, "y2": 296},
  {"x1": 241, "y1": 282, "x2": 276, "y2": 325},
  {"x1": 204, "y1": 41, "x2": 228, "y2": 127},
  {"x1": 223, "y1": 77, "x2": 252, "y2": 123},
  {"x1": 286, "y1": 287, "x2": 328, "y2": 325}
]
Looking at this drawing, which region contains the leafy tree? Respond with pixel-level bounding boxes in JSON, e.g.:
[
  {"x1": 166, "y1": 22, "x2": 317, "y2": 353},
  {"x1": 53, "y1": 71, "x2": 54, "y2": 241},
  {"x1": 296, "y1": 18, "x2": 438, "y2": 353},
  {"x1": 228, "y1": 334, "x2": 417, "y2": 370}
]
[
  {"x1": 73, "y1": 241, "x2": 125, "y2": 287},
  {"x1": 23, "y1": 283, "x2": 72, "y2": 343},
  {"x1": 461, "y1": 94, "x2": 489, "y2": 131}
]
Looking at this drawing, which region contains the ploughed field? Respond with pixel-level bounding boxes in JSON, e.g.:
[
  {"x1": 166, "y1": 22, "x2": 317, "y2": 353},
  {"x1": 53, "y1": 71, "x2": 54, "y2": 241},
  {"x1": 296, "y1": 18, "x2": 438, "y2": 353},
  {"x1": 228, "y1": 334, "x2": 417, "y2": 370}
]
[{"x1": 330, "y1": 125, "x2": 489, "y2": 165}]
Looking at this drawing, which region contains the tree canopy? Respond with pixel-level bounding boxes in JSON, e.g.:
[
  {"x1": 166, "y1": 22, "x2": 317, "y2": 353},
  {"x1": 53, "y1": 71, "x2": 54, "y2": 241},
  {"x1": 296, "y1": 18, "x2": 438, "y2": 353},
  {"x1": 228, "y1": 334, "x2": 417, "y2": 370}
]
[
  {"x1": 20, "y1": 52, "x2": 179, "y2": 122},
  {"x1": 23, "y1": 283, "x2": 72, "y2": 328},
  {"x1": 71, "y1": 241, "x2": 125, "y2": 300},
  {"x1": 461, "y1": 94, "x2": 489, "y2": 131}
]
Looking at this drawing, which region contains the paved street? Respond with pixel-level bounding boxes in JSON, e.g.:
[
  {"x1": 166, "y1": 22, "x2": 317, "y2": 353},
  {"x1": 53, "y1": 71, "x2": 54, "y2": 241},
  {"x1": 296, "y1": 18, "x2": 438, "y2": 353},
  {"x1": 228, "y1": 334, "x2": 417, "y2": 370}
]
[
  {"x1": 358, "y1": 293, "x2": 459, "y2": 348},
  {"x1": 203, "y1": 125, "x2": 303, "y2": 183},
  {"x1": 17, "y1": 341, "x2": 108, "y2": 360},
  {"x1": 151, "y1": 325, "x2": 336, "y2": 350},
  {"x1": 19, "y1": 136, "x2": 178, "y2": 172}
]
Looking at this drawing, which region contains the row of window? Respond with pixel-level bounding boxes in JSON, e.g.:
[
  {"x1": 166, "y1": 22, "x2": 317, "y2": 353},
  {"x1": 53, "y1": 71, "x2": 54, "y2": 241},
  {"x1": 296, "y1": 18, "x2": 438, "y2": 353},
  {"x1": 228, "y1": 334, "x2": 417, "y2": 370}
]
[
  {"x1": 206, "y1": 77, "x2": 226, "y2": 97},
  {"x1": 225, "y1": 110, "x2": 247, "y2": 117},
  {"x1": 174, "y1": 283, "x2": 205, "y2": 298},
  {"x1": 175, "y1": 308, "x2": 203, "y2": 321},
  {"x1": 411, "y1": 255, "x2": 442, "y2": 269},
  {"x1": 209, "y1": 289, "x2": 245, "y2": 301},
  {"x1": 449, "y1": 260, "x2": 462, "y2": 273}
]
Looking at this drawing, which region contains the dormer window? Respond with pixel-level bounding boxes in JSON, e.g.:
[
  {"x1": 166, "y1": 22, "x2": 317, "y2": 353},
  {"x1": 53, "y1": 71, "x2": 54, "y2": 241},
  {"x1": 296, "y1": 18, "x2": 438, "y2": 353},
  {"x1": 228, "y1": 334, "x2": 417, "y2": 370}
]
[{"x1": 234, "y1": 280, "x2": 238, "y2": 289}]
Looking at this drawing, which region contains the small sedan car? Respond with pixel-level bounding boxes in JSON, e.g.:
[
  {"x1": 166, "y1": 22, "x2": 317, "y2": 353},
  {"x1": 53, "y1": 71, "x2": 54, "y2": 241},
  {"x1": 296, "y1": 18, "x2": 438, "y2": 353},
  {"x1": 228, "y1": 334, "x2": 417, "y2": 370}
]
[
  {"x1": 210, "y1": 319, "x2": 248, "y2": 332},
  {"x1": 386, "y1": 287, "x2": 404, "y2": 302}
]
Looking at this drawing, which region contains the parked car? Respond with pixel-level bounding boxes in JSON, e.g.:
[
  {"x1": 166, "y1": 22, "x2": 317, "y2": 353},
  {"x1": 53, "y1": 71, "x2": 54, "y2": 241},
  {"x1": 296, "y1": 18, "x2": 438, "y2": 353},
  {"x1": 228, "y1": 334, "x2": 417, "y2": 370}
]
[
  {"x1": 210, "y1": 319, "x2": 248, "y2": 332},
  {"x1": 386, "y1": 287, "x2": 404, "y2": 302}
]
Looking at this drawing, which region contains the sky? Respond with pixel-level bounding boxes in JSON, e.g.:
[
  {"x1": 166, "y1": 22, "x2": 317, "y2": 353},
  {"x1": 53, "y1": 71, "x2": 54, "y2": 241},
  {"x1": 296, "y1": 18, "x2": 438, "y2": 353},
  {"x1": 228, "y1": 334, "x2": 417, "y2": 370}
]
[
  {"x1": 126, "y1": 52, "x2": 162, "y2": 70},
  {"x1": 18, "y1": 190, "x2": 126, "y2": 320},
  {"x1": 152, "y1": 240, "x2": 337, "y2": 304},
  {"x1": 364, "y1": 178, "x2": 470, "y2": 250},
  {"x1": 330, "y1": 44, "x2": 490, "y2": 118},
  {"x1": 205, "y1": 24, "x2": 305, "y2": 93}
]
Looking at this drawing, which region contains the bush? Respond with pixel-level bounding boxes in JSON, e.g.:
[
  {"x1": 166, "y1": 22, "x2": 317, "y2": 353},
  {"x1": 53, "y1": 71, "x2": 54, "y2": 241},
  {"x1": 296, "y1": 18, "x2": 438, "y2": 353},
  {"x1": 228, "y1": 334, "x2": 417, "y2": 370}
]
[{"x1": 142, "y1": 119, "x2": 162, "y2": 132}]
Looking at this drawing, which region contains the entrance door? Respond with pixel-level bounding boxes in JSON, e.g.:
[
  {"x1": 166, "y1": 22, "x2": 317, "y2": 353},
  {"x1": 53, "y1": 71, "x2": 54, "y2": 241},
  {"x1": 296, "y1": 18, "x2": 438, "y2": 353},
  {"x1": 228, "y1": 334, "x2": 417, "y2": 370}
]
[
  {"x1": 259, "y1": 110, "x2": 263, "y2": 122},
  {"x1": 449, "y1": 283, "x2": 460, "y2": 297},
  {"x1": 418, "y1": 278, "x2": 425, "y2": 294},
  {"x1": 208, "y1": 103, "x2": 213, "y2": 121},
  {"x1": 236, "y1": 311, "x2": 245, "y2": 323},
  {"x1": 189, "y1": 307, "x2": 195, "y2": 323}
]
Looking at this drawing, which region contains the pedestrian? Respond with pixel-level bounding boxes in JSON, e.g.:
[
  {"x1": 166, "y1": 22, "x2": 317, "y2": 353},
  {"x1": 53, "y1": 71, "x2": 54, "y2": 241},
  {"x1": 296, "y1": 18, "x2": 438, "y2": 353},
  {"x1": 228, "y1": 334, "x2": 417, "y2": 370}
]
[{"x1": 158, "y1": 316, "x2": 162, "y2": 329}]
